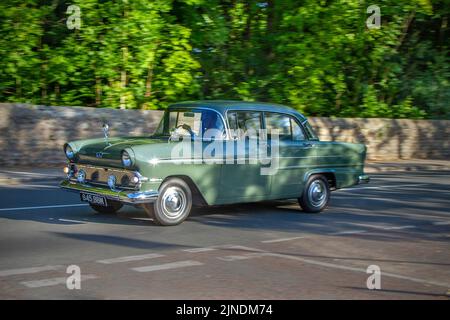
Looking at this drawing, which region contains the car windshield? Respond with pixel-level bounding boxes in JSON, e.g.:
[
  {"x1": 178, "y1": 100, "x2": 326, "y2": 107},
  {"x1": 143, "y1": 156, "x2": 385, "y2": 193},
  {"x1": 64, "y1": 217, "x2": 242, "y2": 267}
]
[{"x1": 153, "y1": 109, "x2": 226, "y2": 139}]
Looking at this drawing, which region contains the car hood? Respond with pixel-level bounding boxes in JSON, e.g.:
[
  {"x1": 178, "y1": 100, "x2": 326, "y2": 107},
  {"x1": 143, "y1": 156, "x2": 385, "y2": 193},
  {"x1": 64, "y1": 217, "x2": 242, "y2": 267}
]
[{"x1": 69, "y1": 136, "x2": 167, "y2": 168}]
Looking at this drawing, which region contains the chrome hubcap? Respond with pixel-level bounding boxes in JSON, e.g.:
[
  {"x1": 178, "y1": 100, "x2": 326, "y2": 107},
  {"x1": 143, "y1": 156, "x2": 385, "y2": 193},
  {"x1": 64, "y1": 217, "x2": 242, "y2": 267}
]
[
  {"x1": 161, "y1": 186, "x2": 186, "y2": 219},
  {"x1": 308, "y1": 180, "x2": 327, "y2": 208}
]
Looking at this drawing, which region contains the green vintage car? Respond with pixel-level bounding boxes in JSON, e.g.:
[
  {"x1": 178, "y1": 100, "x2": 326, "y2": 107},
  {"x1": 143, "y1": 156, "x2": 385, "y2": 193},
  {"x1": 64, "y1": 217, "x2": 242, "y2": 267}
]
[{"x1": 60, "y1": 100, "x2": 369, "y2": 225}]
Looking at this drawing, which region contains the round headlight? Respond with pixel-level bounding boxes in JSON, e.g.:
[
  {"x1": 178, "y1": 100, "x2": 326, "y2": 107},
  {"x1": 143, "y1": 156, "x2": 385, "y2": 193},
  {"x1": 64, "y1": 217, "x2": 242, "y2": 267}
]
[
  {"x1": 65, "y1": 145, "x2": 75, "y2": 160},
  {"x1": 122, "y1": 151, "x2": 132, "y2": 167}
]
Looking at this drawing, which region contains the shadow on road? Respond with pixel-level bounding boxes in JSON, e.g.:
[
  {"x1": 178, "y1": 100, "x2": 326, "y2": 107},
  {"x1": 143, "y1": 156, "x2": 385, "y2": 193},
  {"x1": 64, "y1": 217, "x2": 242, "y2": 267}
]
[{"x1": 48, "y1": 232, "x2": 192, "y2": 250}]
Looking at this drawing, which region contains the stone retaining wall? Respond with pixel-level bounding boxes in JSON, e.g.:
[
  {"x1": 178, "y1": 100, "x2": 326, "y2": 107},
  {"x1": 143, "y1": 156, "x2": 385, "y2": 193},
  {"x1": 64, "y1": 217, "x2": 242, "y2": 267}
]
[{"x1": 0, "y1": 103, "x2": 448, "y2": 167}]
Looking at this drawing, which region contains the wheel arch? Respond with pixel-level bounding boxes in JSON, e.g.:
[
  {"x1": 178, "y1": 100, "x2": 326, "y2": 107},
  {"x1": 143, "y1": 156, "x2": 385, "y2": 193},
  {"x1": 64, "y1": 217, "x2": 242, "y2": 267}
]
[
  {"x1": 160, "y1": 175, "x2": 208, "y2": 206},
  {"x1": 304, "y1": 170, "x2": 337, "y2": 190}
]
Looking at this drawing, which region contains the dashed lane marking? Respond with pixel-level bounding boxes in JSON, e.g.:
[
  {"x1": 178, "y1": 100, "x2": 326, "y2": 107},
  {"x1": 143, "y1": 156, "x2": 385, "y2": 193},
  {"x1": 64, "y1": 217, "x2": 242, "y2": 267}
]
[
  {"x1": 217, "y1": 253, "x2": 270, "y2": 262},
  {"x1": 58, "y1": 218, "x2": 87, "y2": 224},
  {"x1": 0, "y1": 170, "x2": 60, "y2": 178},
  {"x1": 181, "y1": 244, "x2": 235, "y2": 253},
  {"x1": 0, "y1": 265, "x2": 64, "y2": 277},
  {"x1": 329, "y1": 230, "x2": 367, "y2": 236},
  {"x1": 96, "y1": 253, "x2": 165, "y2": 264},
  {"x1": 182, "y1": 247, "x2": 217, "y2": 253},
  {"x1": 0, "y1": 204, "x2": 88, "y2": 212},
  {"x1": 6, "y1": 184, "x2": 60, "y2": 189},
  {"x1": 213, "y1": 245, "x2": 450, "y2": 289},
  {"x1": 339, "y1": 183, "x2": 428, "y2": 191},
  {"x1": 261, "y1": 236, "x2": 305, "y2": 243},
  {"x1": 221, "y1": 245, "x2": 266, "y2": 252},
  {"x1": 131, "y1": 260, "x2": 203, "y2": 272},
  {"x1": 433, "y1": 221, "x2": 450, "y2": 226},
  {"x1": 268, "y1": 252, "x2": 450, "y2": 289},
  {"x1": 20, "y1": 274, "x2": 98, "y2": 288},
  {"x1": 382, "y1": 225, "x2": 416, "y2": 230},
  {"x1": 338, "y1": 222, "x2": 416, "y2": 231}
]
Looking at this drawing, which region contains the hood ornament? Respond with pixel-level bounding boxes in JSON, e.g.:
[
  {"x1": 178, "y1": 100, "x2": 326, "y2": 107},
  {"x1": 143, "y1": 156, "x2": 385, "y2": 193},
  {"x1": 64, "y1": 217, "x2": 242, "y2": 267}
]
[{"x1": 102, "y1": 123, "x2": 111, "y2": 146}]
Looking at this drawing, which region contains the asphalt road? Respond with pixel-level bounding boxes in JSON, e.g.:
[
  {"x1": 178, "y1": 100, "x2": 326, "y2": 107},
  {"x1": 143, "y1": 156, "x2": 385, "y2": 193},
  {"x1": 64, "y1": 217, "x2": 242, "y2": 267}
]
[{"x1": 0, "y1": 170, "x2": 449, "y2": 299}]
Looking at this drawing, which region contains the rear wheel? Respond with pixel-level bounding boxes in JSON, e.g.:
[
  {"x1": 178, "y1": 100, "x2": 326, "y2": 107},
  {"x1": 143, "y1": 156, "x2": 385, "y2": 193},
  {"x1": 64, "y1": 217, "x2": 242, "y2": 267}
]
[
  {"x1": 298, "y1": 174, "x2": 330, "y2": 213},
  {"x1": 89, "y1": 200, "x2": 123, "y2": 214},
  {"x1": 143, "y1": 178, "x2": 192, "y2": 226}
]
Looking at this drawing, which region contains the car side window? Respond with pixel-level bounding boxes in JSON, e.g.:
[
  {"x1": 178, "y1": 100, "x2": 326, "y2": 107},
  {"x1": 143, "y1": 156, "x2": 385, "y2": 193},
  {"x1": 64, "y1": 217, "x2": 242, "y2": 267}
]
[
  {"x1": 227, "y1": 112, "x2": 237, "y2": 131},
  {"x1": 228, "y1": 111, "x2": 262, "y2": 139},
  {"x1": 265, "y1": 112, "x2": 306, "y2": 141},
  {"x1": 291, "y1": 118, "x2": 306, "y2": 141}
]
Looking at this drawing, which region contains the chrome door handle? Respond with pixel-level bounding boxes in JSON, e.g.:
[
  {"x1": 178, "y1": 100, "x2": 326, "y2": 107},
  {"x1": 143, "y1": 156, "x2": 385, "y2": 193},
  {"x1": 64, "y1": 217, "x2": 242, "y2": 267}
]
[{"x1": 302, "y1": 143, "x2": 314, "y2": 148}]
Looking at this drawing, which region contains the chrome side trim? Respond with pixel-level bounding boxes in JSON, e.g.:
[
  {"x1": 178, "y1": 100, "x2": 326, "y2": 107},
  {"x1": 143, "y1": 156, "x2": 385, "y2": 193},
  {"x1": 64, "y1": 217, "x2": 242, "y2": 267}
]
[{"x1": 60, "y1": 180, "x2": 158, "y2": 204}]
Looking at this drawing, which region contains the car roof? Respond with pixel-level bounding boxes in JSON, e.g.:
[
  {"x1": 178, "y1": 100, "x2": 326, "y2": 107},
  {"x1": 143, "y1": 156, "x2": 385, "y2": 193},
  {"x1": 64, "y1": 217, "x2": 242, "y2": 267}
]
[{"x1": 169, "y1": 100, "x2": 307, "y2": 121}]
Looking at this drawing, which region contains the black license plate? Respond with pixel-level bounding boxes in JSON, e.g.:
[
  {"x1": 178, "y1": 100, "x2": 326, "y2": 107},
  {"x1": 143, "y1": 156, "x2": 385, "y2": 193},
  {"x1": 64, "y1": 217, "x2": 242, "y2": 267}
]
[{"x1": 80, "y1": 192, "x2": 108, "y2": 207}]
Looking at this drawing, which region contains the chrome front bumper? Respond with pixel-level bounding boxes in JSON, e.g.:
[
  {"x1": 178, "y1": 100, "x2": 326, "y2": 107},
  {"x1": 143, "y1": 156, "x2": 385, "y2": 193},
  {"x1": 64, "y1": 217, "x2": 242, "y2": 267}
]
[
  {"x1": 60, "y1": 180, "x2": 159, "y2": 204},
  {"x1": 358, "y1": 174, "x2": 370, "y2": 184}
]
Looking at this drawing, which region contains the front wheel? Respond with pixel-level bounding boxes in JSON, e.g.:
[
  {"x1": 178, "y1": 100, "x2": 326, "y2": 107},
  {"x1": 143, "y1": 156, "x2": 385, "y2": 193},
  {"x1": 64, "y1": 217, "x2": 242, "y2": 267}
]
[
  {"x1": 89, "y1": 200, "x2": 123, "y2": 214},
  {"x1": 143, "y1": 178, "x2": 192, "y2": 226},
  {"x1": 298, "y1": 174, "x2": 330, "y2": 213}
]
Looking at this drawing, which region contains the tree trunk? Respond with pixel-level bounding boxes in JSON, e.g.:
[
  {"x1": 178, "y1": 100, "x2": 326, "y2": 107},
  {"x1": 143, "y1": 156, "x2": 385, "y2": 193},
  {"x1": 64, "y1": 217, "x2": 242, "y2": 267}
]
[
  {"x1": 95, "y1": 76, "x2": 101, "y2": 106},
  {"x1": 55, "y1": 83, "x2": 60, "y2": 102},
  {"x1": 41, "y1": 64, "x2": 47, "y2": 104},
  {"x1": 16, "y1": 76, "x2": 21, "y2": 98},
  {"x1": 120, "y1": 47, "x2": 128, "y2": 109},
  {"x1": 243, "y1": 1, "x2": 253, "y2": 77},
  {"x1": 145, "y1": 44, "x2": 159, "y2": 99},
  {"x1": 145, "y1": 66, "x2": 153, "y2": 98}
]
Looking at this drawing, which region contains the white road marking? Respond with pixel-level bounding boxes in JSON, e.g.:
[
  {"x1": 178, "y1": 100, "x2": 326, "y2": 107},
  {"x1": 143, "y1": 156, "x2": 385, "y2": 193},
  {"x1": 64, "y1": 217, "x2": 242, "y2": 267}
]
[
  {"x1": 261, "y1": 236, "x2": 305, "y2": 243},
  {"x1": 382, "y1": 225, "x2": 416, "y2": 230},
  {"x1": 58, "y1": 218, "x2": 86, "y2": 224},
  {"x1": 181, "y1": 244, "x2": 237, "y2": 253},
  {"x1": 0, "y1": 265, "x2": 63, "y2": 277},
  {"x1": 268, "y1": 252, "x2": 450, "y2": 288},
  {"x1": 213, "y1": 245, "x2": 450, "y2": 289},
  {"x1": 132, "y1": 260, "x2": 203, "y2": 272},
  {"x1": 130, "y1": 217, "x2": 152, "y2": 222},
  {"x1": 339, "y1": 210, "x2": 450, "y2": 221},
  {"x1": 338, "y1": 222, "x2": 416, "y2": 231},
  {"x1": 182, "y1": 247, "x2": 217, "y2": 253},
  {"x1": 433, "y1": 221, "x2": 450, "y2": 226},
  {"x1": 21, "y1": 274, "x2": 98, "y2": 288},
  {"x1": 0, "y1": 204, "x2": 88, "y2": 212},
  {"x1": 96, "y1": 253, "x2": 164, "y2": 264},
  {"x1": 0, "y1": 170, "x2": 60, "y2": 178},
  {"x1": 329, "y1": 230, "x2": 367, "y2": 235},
  {"x1": 340, "y1": 183, "x2": 427, "y2": 191},
  {"x1": 217, "y1": 253, "x2": 269, "y2": 262},
  {"x1": 6, "y1": 184, "x2": 60, "y2": 189},
  {"x1": 221, "y1": 245, "x2": 265, "y2": 252}
]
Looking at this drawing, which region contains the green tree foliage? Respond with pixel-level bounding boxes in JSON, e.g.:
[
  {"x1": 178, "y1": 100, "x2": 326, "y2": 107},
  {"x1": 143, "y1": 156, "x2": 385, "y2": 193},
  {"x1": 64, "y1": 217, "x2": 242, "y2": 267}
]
[{"x1": 0, "y1": 0, "x2": 448, "y2": 118}]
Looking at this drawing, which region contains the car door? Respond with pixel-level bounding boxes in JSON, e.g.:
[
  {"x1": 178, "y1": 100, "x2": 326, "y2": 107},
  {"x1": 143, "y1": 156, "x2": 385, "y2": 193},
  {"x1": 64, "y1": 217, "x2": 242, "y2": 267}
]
[
  {"x1": 218, "y1": 110, "x2": 271, "y2": 202},
  {"x1": 264, "y1": 112, "x2": 316, "y2": 198}
]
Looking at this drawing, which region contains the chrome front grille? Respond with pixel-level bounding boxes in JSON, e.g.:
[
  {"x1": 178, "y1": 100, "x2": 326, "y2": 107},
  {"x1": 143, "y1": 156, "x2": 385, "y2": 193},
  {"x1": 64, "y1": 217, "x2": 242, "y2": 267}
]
[{"x1": 72, "y1": 164, "x2": 138, "y2": 190}]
